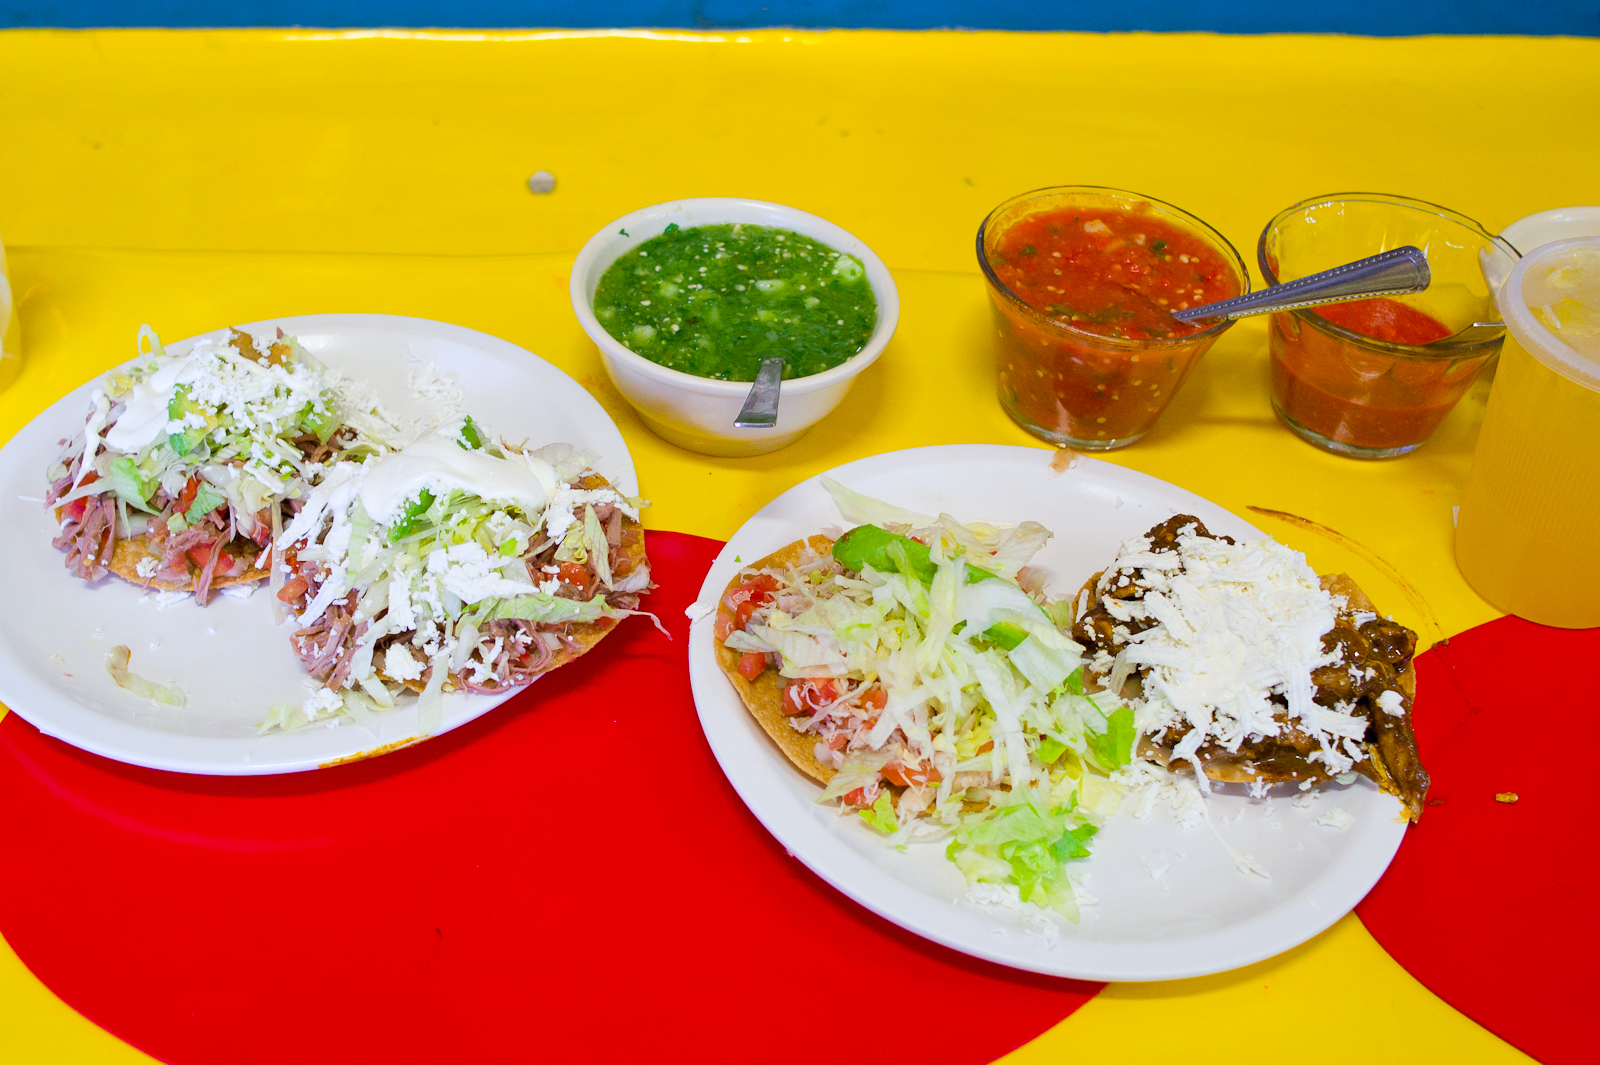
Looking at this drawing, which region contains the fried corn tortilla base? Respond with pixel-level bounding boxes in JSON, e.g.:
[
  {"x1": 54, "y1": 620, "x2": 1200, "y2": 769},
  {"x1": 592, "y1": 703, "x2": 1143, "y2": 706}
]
[
  {"x1": 713, "y1": 535, "x2": 838, "y2": 785},
  {"x1": 107, "y1": 536, "x2": 269, "y2": 593}
]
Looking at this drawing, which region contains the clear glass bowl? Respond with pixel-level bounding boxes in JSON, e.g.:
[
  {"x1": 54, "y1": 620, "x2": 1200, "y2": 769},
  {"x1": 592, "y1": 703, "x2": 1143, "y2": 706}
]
[
  {"x1": 1259, "y1": 193, "x2": 1519, "y2": 458},
  {"x1": 977, "y1": 186, "x2": 1248, "y2": 450}
]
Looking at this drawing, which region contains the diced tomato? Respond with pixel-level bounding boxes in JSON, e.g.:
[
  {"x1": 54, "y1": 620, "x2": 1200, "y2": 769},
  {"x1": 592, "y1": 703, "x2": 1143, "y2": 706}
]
[
  {"x1": 883, "y1": 758, "x2": 942, "y2": 788},
  {"x1": 733, "y1": 598, "x2": 761, "y2": 631},
  {"x1": 825, "y1": 732, "x2": 849, "y2": 751},
  {"x1": 860, "y1": 687, "x2": 887, "y2": 711},
  {"x1": 186, "y1": 542, "x2": 217, "y2": 570},
  {"x1": 57, "y1": 472, "x2": 99, "y2": 522},
  {"x1": 721, "y1": 574, "x2": 779, "y2": 612},
  {"x1": 737, "y1": 651, "x2": 767, "y2": 680},
  {"x1": 250, "y1": 509, "x2": 273, "y2": 545},
  {"x1": 278, "y1": 576, "x2": 309, "y2": 603},
  {"x1": 175, "y1": 476, "x2": 201, "y2": 514},
  {"x1": 714, "y1": 610, "x2": 735, "y2": 642},
  {"x1": 557, "y1": 561, "x2": 589, "y2": 586},
  {"x1": 783, "y1": 678, "x2": 839, "y2": 716},
  {"x1": 841, "y1": 787, "x2": 871, "y2": 808},
  {"x1": 739, "y1": 574, "x2": 779, "y2": 597}
]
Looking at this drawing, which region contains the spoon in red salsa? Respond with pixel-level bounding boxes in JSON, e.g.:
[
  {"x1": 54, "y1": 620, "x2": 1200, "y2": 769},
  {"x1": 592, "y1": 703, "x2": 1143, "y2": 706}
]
[{"x1": 1172, "y1": 246, "x2": 1433, "y2": 325}]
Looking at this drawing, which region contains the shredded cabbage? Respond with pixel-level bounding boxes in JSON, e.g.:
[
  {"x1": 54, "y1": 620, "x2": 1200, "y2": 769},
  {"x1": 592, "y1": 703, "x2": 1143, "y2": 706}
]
[
  {"x1": 732, "y1": 486, "x2": 1134, "y2": 919},
  {"x1": 104, "y1": 645, "x2": 186, "y2": 707},
  {"x1": 821, "y1": 475, "x2": 933, "y2": 529}
]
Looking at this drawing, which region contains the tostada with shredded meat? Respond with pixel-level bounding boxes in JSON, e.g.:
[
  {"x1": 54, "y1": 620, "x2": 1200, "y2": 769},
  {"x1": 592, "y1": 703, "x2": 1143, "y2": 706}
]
[
  {"x1": 1071, "y1": 515, "x2": 1429, "y2": 820},
  {"x1": 269, "y1": 417, "x2": 652, "y2": 732},
  {"x1": 45, "y1": 325, "x2": 400, "y2": 603}
]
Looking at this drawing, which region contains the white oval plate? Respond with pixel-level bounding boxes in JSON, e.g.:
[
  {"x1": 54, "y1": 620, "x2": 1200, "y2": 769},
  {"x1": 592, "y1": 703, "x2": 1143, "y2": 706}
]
[
  {"x1": 687, "y1": 445, "x2": 1406, "y2": 981},
  {"x1": 0, "y1": 314, "x2": 635, "y2": 775}
]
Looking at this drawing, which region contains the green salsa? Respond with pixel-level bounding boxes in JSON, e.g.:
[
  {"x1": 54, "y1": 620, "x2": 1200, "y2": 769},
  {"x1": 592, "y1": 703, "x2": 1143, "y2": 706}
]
[{"x1": 592, "y1": 222, "x2": 877, "y2": 381}]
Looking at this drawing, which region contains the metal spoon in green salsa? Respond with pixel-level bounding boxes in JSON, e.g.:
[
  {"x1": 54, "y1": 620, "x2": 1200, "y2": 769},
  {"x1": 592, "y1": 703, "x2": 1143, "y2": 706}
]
[{"x1": 592, "y1": 222, "x2": 877, "y2": 382}]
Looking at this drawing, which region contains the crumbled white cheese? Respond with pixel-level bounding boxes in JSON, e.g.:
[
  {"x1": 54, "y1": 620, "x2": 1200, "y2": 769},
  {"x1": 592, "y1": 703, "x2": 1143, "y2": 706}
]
[
  {"x1": 425, "y1": 541, "x2": 539, "y2": 604},
  {"x1": 1094, "y1": 527, "x2": 1364, "y2": 777},
  {"x1": 1115, "y1": 760, "x2": 1206, "y2": 828},
  {"x1": 406, "y1": 356, "x2": 464, "y2": 418},
  {"x1": 137, "y1": 590, "x2": 192, "y2": 610},
  {"x1": 383, "y1": 644, "x2": 425, "y2": 682},
  {"x1": 302, "y1": 686, "x2": 344, "y2": 721},
  {"x1": 135, "y1": 557, "x2": 158, "y2": 578},
  {"x1": 1202, "y1": 806, "x2": 1271, "y2": 879},
  {"x1": 1377, "y1": 689, "x2": 1406, "y2": 717},
  {"x1": 104, "y1": 335, "x2": 339, "y2": 456},
  {"x1": 1315, "y1": 807, "x2": 1355, "y2": 830}
]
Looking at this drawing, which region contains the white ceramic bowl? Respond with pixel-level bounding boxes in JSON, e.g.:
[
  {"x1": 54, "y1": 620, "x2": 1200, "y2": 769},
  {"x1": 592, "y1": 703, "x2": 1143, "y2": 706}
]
[{"x1": 570, "y1": 198, "x2": 900, "y2": 456}]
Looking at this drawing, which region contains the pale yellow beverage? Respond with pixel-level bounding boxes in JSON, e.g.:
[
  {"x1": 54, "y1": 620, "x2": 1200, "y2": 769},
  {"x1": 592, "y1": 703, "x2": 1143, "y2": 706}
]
[
  {"x1": 0, "y1": 237, "x2": 19, "y2": 392},
  {"x1": 1455, "y1": 238, "x2": 1600, "y2": 628}
]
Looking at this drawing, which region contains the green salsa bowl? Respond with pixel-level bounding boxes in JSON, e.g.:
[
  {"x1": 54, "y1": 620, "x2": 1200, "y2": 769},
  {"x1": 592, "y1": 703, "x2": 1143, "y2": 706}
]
[{"x1": 572, "y1": 199, "x2": 900, "y2": 456}]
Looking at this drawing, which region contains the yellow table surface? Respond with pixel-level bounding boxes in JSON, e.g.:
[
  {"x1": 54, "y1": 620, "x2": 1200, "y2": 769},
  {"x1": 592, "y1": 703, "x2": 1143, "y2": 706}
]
[{"x1": 6, "y1": 25, "x2": 1594, "y2": 1063}]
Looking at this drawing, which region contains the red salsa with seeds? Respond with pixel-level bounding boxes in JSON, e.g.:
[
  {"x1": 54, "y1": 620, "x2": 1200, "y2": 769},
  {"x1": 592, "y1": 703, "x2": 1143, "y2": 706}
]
[
  {"x1": 983, "y1": 204, "x2": 1243, "y2": 447},
  {"x1": 1269, "y1": 297, "x2": 1492, "y2": 452}
]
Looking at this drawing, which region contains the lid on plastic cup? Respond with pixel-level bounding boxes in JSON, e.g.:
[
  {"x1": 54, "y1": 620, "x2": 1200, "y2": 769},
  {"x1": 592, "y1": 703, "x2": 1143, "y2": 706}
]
[{"x1": 1497, "y1": 236, "x2": 1600, "y2": 393}]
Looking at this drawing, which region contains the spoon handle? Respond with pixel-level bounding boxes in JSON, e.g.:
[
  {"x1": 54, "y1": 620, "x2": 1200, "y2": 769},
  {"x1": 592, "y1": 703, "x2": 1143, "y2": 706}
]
[
  {"x1": 1172, "y1": 246, "x2": 1431, "y2": 322},
  {"x1": 734, "y1": 357, "x2": 785, "y2": 429}
]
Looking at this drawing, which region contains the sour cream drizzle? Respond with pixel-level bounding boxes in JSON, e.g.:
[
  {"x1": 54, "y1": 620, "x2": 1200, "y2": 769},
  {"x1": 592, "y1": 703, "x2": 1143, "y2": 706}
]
[
  {"x1": 357, "y1": 422, "x2": 558, "y2": 525},
  {"x1": 102, "y1": 355, "x2": 198, "y2": 453}
]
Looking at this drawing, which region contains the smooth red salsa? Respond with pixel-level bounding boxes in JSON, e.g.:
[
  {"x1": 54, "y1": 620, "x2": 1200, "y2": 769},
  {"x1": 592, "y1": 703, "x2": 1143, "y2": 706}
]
[
  {"x1": 1269, "y1": 300, "x2": 1488, "y2": 452},
  {"x1": 987, "y1": 207, "x2": 1240, "y2": 339},
  {"x1": 1315, "y1": 298, "x2": 1453, "y2": 345}
]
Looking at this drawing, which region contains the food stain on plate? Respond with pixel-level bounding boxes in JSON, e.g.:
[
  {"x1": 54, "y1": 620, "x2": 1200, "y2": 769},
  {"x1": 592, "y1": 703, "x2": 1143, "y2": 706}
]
[{"x1": 319, "y1": 734, "x2": 431, "y2": 768}]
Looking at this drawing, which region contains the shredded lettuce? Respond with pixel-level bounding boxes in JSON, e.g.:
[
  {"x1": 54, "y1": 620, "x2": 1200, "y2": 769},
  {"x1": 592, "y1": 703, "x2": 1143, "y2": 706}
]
[
  {"x1": 948, "y1": 789, "x2": 1097, "y2": 918},
  {"x1": 822, "y1": 475, "x2": 934, "y2": 529},
  {"x1": 735, "y1": 482, "x2": 1133, "y2": 919},
  {"x1": 105, "y1": 456, "x2": 158, "y2": 512},
  {"x1": 860, "y1": 793, "x2": 899, "y2": 834},
  {"x1": 1086, "y1": 705, "x2": 1136, "y2": 771},
  {"x1": 185, "y1": 483, "x2": 226, "y2": 521},
  {"x1": 478, "y1": 592, "x2": 611, "y2": 625},
  {"x1": 105, "y1": 645, "x2": 186, "y2": 707}
]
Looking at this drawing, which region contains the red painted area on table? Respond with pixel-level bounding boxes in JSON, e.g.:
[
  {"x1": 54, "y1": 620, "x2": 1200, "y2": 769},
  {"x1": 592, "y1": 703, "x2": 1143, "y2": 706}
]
[
  {"x1": 1358, "y1": 615, "x2": 1597, "y2": 1065},
  {"x1": 0, "y1": 531, "x2": 1097, "y2": 1065}
]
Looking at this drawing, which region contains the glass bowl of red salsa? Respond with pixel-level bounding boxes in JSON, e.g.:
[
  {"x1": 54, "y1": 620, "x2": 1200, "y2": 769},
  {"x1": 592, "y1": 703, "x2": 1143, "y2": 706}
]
[
  {"x1": 977, "y1": 186, "x2": 1248, "y2": 449},
  {"x1": 1260, "y1": 193, "x2": 1519, "y2": 458}
]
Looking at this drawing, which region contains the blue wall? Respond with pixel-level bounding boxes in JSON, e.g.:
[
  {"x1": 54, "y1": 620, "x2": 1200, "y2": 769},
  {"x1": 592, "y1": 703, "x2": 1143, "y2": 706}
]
[{"x1": 5, "y1": 1, "x2": 1596, "y2": 36}]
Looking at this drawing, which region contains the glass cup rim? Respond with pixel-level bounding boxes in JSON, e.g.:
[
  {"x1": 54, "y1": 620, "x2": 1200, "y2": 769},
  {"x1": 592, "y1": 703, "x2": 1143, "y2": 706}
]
[
  {"x1": 1257, "y1": 191, "x2": 1518, "y2": 359},
  {"x1": 975, "y1": 184, "x2": 1250, "y2": 350}
]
